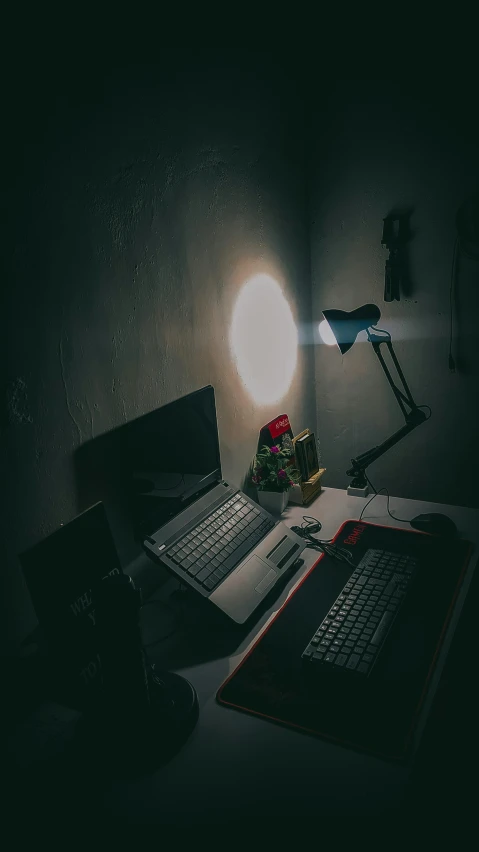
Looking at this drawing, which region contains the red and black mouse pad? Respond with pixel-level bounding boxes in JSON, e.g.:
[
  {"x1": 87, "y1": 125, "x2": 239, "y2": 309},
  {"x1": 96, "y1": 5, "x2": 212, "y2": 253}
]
[{"x1": 217, "y1": 520, "x2": 473, "y2": 761}]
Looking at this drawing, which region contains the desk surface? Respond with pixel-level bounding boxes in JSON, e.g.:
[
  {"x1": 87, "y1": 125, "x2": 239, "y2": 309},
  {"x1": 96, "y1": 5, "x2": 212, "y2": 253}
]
[
  {"x1": 9, "y1": 487, "x2": 478, "y2": 827},
  {"x1": 106, "y1": 487, "x2": 479, "y2": 824}
]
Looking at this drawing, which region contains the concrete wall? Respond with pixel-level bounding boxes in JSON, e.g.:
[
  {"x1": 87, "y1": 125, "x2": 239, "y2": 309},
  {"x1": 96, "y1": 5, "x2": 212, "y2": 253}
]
[
  {"x1": 2, "y1": 55, "x2": 315, "y2": 648},
  {"x1": 310, "y1": 79, "x2": 479, "y2": 508}
]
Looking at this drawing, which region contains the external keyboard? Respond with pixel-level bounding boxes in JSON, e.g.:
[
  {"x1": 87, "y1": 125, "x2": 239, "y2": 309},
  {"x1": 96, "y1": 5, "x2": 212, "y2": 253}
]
[
  {"x1": 301, "y1": 548, "x2": 418, "y2": 676},
  {"x1": 166, "y1": 495, "x2": 275, "y2": 592}
]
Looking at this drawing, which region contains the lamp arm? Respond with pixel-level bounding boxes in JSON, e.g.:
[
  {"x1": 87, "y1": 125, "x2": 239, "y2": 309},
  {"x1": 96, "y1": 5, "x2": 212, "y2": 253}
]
[
  {"x1": 370, "y1": 338, "x2": 420, "y2": 418},
  {"x1": 347, "y1": 336, "x2": 427, "y2": 486},
  {"x1": 347, "y1": 415, "x2": 425, "y2": 478}
]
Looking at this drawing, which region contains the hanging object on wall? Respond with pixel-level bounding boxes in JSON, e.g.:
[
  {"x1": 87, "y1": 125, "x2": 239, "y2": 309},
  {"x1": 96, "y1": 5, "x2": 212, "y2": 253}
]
[
  {"x1": 381, "y1": 211, "x2": 413, "y2": 302},
  {"x1": 456, "y1": 193, "x2": 479, "y2": 260},
  {"x1": 449, "y1": 192, "x2": 479, "y2": 372}
]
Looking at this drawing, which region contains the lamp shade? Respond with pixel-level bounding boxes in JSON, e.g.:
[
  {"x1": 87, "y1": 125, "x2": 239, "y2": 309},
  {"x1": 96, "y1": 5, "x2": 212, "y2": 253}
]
[{"x1": 321, "y1": 304, "x2": 381, "y2": 354}]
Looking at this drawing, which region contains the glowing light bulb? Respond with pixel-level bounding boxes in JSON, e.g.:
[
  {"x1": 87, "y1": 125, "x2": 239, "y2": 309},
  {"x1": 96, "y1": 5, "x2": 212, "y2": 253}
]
[
  {"x1": 318, "y1": 319, "x2": 337, "y2": 346},
  {"x1": 230, "y1": 274, "x2": 298, "y2": 405}
]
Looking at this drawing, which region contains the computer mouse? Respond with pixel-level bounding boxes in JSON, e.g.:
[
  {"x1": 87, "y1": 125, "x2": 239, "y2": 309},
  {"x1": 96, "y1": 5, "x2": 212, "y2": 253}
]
[{"x1": 409, "y1": 512, "x2": 458, "y2": 537}]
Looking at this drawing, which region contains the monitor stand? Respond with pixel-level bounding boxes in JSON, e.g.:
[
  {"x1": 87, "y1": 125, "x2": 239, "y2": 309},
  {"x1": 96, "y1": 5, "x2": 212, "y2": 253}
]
[{"x1": 75, "y1": 667, "x2": 198, "y2": 778}]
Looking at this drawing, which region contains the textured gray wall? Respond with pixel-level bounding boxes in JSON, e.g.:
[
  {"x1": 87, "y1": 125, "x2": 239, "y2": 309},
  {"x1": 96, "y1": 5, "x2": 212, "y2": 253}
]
[
  {"x1": 2, "y1": 57, "x2": 315, "y2": 647},
  {"x1": 310, "y1": 80, "x2": 479, "y2": 508}
]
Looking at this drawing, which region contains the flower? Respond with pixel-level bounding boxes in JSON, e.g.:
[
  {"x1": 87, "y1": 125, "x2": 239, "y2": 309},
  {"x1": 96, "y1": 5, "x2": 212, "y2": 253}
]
[{"x1": 250, "y1": 443, "x2": 300, "y2": 492}]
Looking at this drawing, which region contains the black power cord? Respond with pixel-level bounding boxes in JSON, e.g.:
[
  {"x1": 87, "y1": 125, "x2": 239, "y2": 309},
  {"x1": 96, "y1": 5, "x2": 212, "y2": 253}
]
[
  {"x1": 359, "y1": 473, "x2": 411, "y2": 524},
  {"x1": 291, "y1": 515, "x2": 356, "y2": 568},
  {"x1": 449, "y1": 194, "x2": 479, "y2": 372},
  {"x1": 449, "y1": 236, "x2": 459, "y2": 372}
]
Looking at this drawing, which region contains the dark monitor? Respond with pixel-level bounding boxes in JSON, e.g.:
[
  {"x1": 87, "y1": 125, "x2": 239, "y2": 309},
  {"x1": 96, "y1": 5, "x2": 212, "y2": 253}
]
[
  {"x1": 19, "y1": 502, "x2": 122, "y2": 699},
  {"x1": 75, "y1": 386, "x2": 222, "y2": 545}
]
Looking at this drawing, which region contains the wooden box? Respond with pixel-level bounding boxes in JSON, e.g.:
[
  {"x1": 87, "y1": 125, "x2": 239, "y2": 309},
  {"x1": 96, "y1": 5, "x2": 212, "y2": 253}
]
[{"x1": 289, "y1": 428, "x2": 326, "y2": 505}]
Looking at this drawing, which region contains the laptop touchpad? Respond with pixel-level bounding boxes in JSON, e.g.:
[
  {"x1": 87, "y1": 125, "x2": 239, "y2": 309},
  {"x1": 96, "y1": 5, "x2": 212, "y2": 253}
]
[{"x1": 236, "y1": 555, "x2": 277, "y2": 595}]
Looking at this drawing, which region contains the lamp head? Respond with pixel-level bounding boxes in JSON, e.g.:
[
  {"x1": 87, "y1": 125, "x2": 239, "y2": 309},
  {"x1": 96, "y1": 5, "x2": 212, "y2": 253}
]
[{"x1": 320, "y1": 303, "x2": 381, "y2": 354}]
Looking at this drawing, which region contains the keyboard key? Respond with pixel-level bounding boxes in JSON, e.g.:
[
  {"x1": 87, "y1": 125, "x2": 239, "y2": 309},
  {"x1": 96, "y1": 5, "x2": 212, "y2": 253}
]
[
  {"x1": 313, "y1": 651, "x2": 324, "y2": 660},
  {"x1": 197, "y1": 567, "x2": 211, "y2": 582},
  {"x1": 203, "y1": 577, "x2": 216, "y2": 590},
  {"x1": 217, "y1": 566, "x2": 230, "y2": 577},
  {"x1": 346, "y1": 654, "x2": 360, "y2": 670},
  {"x1": 358, "y1": 662, "x2": 369, "y2": 674},
  {"x1": 335, "y1": 654, "x2": 348, "y2": 667},
  {"x1": 324, "y1": 652, "x2": 336, "y2": 664}
]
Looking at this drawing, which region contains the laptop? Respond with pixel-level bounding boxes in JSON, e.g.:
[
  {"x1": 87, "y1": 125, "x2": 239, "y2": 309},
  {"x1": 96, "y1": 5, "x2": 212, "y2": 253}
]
[{"x1": 139, "y1": 386, "x2": 305, "y2": 623}]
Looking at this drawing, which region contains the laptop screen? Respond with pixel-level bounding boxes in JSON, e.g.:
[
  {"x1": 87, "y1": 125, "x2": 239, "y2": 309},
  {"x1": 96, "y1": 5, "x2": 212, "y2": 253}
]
[
  {"x1": 75, "y1": 387, "x2": 222, "y2": 541},
  {"x1": 125, "y1": 386, "x2": 222, "y2": 536}
]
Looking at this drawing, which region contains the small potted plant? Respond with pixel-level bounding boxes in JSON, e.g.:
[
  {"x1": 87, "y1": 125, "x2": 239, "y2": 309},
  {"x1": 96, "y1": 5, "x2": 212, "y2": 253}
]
[{"x1": 250, "y1": 444, "x2": 301, "y2": 515}]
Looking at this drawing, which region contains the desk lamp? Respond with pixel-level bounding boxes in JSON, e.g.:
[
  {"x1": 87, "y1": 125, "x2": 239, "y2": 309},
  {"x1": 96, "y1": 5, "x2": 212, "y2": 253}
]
[{"x1": 319, "y1": 303, "x2": 429, "y2": 496}]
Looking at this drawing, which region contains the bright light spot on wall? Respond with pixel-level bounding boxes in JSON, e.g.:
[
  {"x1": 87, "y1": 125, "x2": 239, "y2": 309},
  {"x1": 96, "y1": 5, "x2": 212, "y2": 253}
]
[
  {"x1": 230, "y1": 275, "x2": 298, "y2": 405},
  {"x1": 318, "y1": 319, "x2": 337, "y2": 346}
]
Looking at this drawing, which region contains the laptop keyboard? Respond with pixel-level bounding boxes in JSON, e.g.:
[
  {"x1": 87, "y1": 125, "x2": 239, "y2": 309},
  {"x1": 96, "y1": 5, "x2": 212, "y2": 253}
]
[{"x1": 166, "y1": 495, "x2": 275, "y2": 592}]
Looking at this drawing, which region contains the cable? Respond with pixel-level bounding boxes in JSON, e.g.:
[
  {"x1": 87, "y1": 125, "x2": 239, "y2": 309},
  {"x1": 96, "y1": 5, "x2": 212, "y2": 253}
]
[
  {"x1": 291, "y1": 515, "x2": 356, "y2": 568},
  {"x1": 359, "y1": 485, "x2": 411, "y2": 524},
  {"x1": 449, "y1": 235, "x2": 459, "y2": 372}
]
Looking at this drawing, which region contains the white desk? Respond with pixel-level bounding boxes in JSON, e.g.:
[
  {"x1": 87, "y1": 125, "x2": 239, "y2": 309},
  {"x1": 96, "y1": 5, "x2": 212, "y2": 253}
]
[{"x1": 103, "y1": 487, "x2": 479, "y2": 825}]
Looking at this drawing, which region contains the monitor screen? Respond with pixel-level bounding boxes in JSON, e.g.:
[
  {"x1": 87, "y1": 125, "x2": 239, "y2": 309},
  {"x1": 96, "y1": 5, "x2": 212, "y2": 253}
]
[
  {"x1": 20, "y1": 502, "x2": 123, "y2": 641},
  {"x1": 75, "y1": 386, "x2": 222, "y2": 542},
  {"x1": 126, "y1": 385, "x2": 222, "y2": 536}
]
